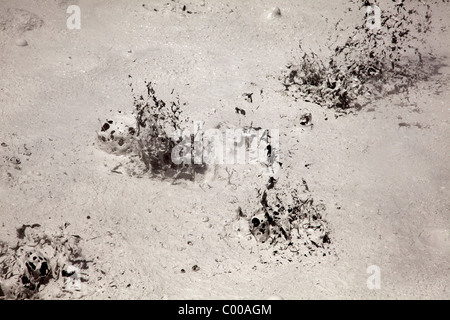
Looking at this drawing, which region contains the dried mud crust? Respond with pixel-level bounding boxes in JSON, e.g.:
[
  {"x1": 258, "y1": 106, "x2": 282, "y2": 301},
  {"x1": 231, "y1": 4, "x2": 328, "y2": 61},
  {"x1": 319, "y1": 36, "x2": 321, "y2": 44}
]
[
  {"x1": 0, "y1": 224, "x2": 91, "y2": 300},
  {"x1": 0, "y1": 8, "x2": 44, "y2": 34}
]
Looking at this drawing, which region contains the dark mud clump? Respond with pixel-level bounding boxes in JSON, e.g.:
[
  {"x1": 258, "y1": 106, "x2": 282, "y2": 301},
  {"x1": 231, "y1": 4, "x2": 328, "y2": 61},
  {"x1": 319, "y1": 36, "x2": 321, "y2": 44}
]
[
  {"x1": 0, "y1": 224, "x2": 89, "y2": 300},
  {"x1": 97, "y1": 78, "x2": 206, "y2": 180},
  {"x1": 237, "y1": 178, "x2": 335, "y2": 264},
  {"x1": 281, "y1": 0, "x2": 440, "y2": 111}
]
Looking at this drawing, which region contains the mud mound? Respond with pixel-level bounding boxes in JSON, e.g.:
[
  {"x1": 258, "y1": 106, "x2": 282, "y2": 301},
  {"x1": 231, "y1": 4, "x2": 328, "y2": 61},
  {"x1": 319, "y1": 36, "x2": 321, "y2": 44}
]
[
  {"x1": 0, "y1": 8, "x2": 44, "y2": 34},
  {"x1": 418, "y1": 227, "x2": 450, "y2": 251},
  {"x1": 0, "y1": 224, "x2": 90, "y2": 300},
  {"x1": 282, "y1": 1, "x2": 438, "y2": 111},
  {"x1": 97, "y1": 115, "x2": 136, "y2": 156},
  {"x1": 0, "y1": 142, "x2": 33, "y2": 188},
  {"x1": 97, "y1": 79, "x2": 206, "y2": 180},
  {"x1": 227, "y1": 178, "x2": 335, "y2": 265}
]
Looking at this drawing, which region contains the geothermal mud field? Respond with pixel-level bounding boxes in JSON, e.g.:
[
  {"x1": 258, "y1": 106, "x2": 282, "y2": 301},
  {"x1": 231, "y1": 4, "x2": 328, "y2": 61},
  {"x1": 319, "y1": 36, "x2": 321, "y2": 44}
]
[{"x1": 0, "y1": 0, "x2": 449, "y2": 299}]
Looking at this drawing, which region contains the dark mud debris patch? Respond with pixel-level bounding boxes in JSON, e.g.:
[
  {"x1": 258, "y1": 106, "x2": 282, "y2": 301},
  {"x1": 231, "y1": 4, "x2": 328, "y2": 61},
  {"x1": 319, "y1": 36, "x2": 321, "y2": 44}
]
[
  {"x1": 281, "y1": 1, "x2": 443, "y2": 112},
  {"x1": 16, "y1": 224, "x2": 41, "y2": 239},
  {"x1": 0, "y1": 224, "x2": 91, "y2": 300},
  {"x1": 233, "y1": 178, "x2": 336, "y2": 265},
  {"x1": 97, "y1": 79, "x2": 207, "y2": 181}
]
